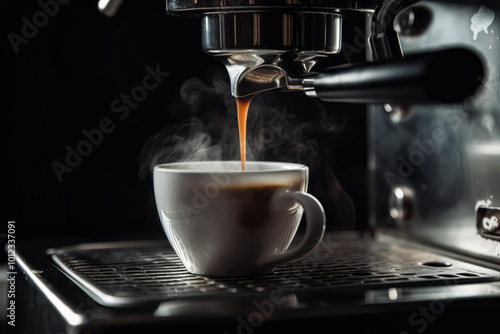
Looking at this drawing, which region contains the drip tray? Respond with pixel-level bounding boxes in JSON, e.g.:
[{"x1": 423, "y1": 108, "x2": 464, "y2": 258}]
[{"x1": 47, "y1": 234, "x2": 500, "y2": 307}]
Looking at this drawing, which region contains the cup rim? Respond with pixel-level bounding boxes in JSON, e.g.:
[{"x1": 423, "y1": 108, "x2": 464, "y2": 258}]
[{"x1": 153, "y1": 160, "x2": 308, "y2": 174}]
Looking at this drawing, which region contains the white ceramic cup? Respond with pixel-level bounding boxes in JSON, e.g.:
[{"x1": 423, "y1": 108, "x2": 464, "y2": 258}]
[{"x1": 153, "y1": 161, "x2": 325, "y2": 276}]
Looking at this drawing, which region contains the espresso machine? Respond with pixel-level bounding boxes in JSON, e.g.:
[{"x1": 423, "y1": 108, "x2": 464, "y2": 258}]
[{"x1": 9, "y1": 0, "x2": 500, "y2": 333}]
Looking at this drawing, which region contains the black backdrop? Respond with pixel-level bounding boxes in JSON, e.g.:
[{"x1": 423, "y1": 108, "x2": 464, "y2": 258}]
[{"x1": 3, "y1": 0, "x2": 368, "y2": 241}]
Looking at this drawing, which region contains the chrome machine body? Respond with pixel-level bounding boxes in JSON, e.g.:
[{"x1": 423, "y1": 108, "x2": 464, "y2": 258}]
[{"x1": 166, "y1": 0, "x2": 414, "y2": 97}]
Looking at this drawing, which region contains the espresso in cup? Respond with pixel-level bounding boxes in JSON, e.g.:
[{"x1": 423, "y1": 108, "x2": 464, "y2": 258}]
[
  {"x1": 206, "y1": 182, "x2": 301, "y2": 228},
  {"x1": 154, "y1": 161, "x2": 325, "y2": 276}
]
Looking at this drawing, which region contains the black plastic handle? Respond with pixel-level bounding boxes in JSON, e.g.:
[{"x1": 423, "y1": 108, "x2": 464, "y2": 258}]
[{"x1": 309, "y1": 48, "x2": 485, "y2": 104}]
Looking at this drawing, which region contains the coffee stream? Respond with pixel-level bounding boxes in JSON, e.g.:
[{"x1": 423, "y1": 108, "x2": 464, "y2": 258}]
[{"x1": 236, "y1": 95, "x2": 255, "y2": 171}]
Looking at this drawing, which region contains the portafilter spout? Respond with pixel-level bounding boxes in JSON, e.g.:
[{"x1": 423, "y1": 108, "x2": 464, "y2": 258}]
[
  {"x1": 201, "y1": 10, "x2": 344, "y2": 98},
  {"x1": 166, "y1": 0, "x2": 485, "y2": 103},
  {"x1": 166, "y1": 1, "x2": 361, "y2": 97}
]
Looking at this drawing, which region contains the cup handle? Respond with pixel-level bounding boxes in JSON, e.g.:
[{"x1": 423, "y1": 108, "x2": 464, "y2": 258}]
[{"x1": 263, "y1": 191, "x2": 326, "y2": 268}]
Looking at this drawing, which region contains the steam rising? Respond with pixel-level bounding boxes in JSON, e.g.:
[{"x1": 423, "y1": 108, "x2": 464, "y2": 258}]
[
  {"x1": 139, "y1": 66, "x2": 355, "y2": 230},
  {"x1": 139, "y1": 117, "x2": 220, "y2": 176}
]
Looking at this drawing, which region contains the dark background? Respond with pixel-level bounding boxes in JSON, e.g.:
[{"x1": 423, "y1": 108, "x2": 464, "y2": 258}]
[{"x1": 3, "y1": 0, "x2": 368, "y2": 241}]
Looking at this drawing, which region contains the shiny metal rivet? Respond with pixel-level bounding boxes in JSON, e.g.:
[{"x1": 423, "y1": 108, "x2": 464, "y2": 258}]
[
  {"x1": 385, "y1": 104, "x2": 413, "y2": 122},
  {"x1": 389, "y1": 186, "x2": 415, "y2": 225}
]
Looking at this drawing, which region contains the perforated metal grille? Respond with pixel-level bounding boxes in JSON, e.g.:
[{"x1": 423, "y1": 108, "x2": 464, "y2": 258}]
[{"x1": 50, "y1": 237, "x2": 500, "y2": 306}]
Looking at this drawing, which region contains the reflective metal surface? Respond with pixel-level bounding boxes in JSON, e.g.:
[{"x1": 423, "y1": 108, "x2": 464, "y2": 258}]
[
  {"x1": 370, "y1": 2, "x2": 500, "y2": 262},
  {"x1": 395, "y1": 4, "x2": 433, "y2": 37},
  {"x1": 167, "y1": 0, "x2": 500, "y2": 13},
  {"x1": 48, "y1": 235, "x2": 500, "y2": 307},
  {"x1": 166, "y1": 0, "x2": 381, "y2": 13},
  {"x1": 166, "y1": 0, "x2": 374, "y2": 97},
  {"x1": 202, "y1": 11, "x2": 342, "y2": 97},
  {"x1": 369, "y1": 0, "x2": 422, "y2": 60},
  {"x1": 16, "y1": 233, "x2": 500, "y2": 332},
  {"x1": 166, "y1": 0, "x2": 480, "y2": 101},
  {"x1": 389, "y1": 185, "x2": 415, "y2": 224},
  {"x1": 302, "y1": 48, "x2": 484, "y2": 104}
]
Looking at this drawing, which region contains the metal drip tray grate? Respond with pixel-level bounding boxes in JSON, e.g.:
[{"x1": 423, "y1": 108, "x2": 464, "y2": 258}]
[{"x1": 48, "y1": 235, "x2": 500, "y2": 307}]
